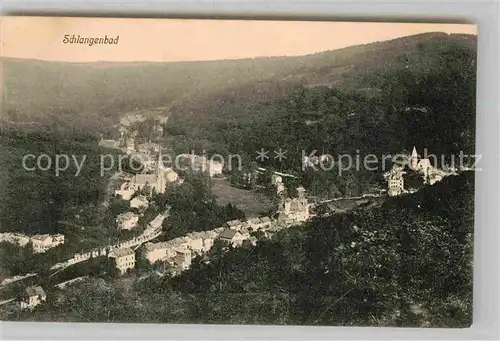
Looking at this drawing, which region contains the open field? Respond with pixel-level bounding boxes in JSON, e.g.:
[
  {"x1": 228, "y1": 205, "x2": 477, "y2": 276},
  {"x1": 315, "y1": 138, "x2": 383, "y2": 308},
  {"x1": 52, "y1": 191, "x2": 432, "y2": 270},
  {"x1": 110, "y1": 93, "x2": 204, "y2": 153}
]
[{"x1": 211, "y1": 178, "x2": 275, "y2": 217}]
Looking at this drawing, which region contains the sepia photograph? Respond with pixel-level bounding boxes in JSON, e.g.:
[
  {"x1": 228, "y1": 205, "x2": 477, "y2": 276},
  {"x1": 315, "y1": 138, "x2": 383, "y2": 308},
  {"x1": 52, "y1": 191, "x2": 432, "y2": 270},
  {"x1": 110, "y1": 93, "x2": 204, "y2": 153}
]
[{"x1": 0, "y1": 17, "x2": 476, "y2": 327}]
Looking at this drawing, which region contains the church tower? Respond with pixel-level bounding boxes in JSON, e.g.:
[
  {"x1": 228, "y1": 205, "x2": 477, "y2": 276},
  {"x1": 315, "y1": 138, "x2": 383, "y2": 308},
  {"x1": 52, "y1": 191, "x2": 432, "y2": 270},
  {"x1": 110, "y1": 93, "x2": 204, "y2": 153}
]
[{"x1": 411, "y1": 146, "x2": 418, "y2": 170}]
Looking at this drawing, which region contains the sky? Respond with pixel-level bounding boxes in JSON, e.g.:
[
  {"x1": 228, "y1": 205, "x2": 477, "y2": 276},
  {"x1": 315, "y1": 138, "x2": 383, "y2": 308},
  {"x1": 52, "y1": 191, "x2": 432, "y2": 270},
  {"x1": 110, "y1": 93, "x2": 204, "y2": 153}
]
[{"x1": 0, "y1": 17, "x2": 477, "y2": 63}]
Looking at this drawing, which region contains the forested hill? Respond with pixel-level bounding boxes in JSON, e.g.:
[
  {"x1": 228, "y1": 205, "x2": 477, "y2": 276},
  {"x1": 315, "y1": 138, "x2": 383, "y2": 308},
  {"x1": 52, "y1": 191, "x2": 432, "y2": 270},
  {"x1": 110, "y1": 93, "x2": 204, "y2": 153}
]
[
  {"x1": 1, "y1": 32, "x2": 475, "y2": 133},
  {"x1": 166, "y1": 172, "x2": 474, "y2": 327},
  {"x1": 17, "y1": 172, "x2": 474, "y2": 326}
]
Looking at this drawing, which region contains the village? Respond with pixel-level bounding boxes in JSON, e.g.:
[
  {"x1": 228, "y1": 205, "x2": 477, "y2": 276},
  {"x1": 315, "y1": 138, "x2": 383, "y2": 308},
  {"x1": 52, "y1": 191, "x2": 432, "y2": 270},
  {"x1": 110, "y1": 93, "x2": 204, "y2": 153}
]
[{"x1": 0, "y1": 112, "x2": 463, "y2": 311}]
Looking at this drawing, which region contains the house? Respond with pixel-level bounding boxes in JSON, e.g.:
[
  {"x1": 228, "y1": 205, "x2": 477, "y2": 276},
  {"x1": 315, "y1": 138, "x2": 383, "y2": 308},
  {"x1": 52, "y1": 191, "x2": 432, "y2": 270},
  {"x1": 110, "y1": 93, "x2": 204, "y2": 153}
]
[
  {"x1": 199, "y1": 231, "x2": 215, "y2": 252},
  {"x1": 173, "y1": 248, "x2": 192, "y2": 270},
  {"x1": 116, "y1": 212, "x2": 139, "y2": 231},
  {"x1": 130, "y1": 195, "x2": 149, "y2": 210},
  {"x1": 271, "y1": 174, "x2": 283, "y2": 186},
  {"x1": 224, "y1": 219, "x2": 243, "y2": 230},
  {"x1": 0, "y1": 233, "x2": 30, "y2": 247},
  {"x1": 259, "y1": 217, "x2": 272, "y2": 228},
  {"x1": 169, "y1": 236, "x2": 190, "y2": 249},
  {"x1": 218, "y1": 229, "x2": 245, "y2": 247},
  {"x1": 109, "y1": 247, "x2": 135, "y2": 274},
  {"x1": 31, "y1": 234, "x2": 65, "y2": 253},
  {"x1": 386, "y1": 166, "x2": 406, "y2": 197},
  {"x1": 20, "y1": 286, "x2": 46, "y2": 309},
  {"x1": 247, "y1": 217, "x2": 272, "y2": 231},
  {"x1": 165, "y1": 168, "x2": 179, "y2": 183}
]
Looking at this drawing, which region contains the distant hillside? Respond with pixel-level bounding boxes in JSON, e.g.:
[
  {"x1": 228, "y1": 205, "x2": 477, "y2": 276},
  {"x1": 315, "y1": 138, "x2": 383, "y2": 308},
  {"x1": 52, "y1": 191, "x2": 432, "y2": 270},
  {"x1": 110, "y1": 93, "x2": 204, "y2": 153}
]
[{"x1": 1, "y1": 32, "x2": 476, "y2": 132}]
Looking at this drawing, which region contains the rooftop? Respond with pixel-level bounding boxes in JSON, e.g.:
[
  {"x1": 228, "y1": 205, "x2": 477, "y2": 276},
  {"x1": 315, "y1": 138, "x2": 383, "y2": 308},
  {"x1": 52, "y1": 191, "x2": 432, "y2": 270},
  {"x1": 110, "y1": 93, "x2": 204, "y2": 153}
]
[
  {"x1": 247, "y1": 217, "x2": 262, "y2": 224},
  {"x1": 116, "y1": 212, "x2": 138, "y2": 222},
  {"x1": 25, "y1": 286, "x2": 46, "y2": 298},
  {"x1": 110, "y1": 247, "x2": 135, "y2": 258},
  {"x1": 225, "y1": 219, "x2": 242, "y2": 227},
  {"x1": 148, "y1": 213, "x2": 166, "y2": 229},
  {"x1": 99, "y1": 139, "x2": 119, "y2": 149},
  {"x1": 31, "y1": 234, "x2": 51, "y2": 242},
  {"x1": 219, "y1": 229, "x2": 239, "y2": 239}
]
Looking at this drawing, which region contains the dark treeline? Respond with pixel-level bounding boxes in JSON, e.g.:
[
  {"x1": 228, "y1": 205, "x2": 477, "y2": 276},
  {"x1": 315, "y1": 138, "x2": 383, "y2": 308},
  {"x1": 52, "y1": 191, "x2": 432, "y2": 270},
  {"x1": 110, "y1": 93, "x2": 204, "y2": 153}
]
[{"x1": 0, "y1": 125, "x2": 118, "y2": 235}]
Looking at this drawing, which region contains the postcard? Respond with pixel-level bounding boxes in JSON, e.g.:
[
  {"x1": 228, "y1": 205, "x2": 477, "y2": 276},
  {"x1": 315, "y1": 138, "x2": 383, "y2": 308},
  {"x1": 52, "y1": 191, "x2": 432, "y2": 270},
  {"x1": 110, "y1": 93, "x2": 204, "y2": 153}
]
[{"x1": 0, "y1": 17, "x2": 476, "y2": 327}]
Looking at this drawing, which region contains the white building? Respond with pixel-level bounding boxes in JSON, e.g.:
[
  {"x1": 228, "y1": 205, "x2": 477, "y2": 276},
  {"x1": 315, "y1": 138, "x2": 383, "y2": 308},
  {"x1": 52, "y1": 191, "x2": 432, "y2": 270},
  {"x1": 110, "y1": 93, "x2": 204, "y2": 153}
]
[
  {"x1": 143, "y1": 236, "x2": 190, "y2": 264},
  {"x1": 174, "y1": 248, "x2": 192, "y2": 270},
  {"x1": 31, "y1": 234, "x2": 65, "y2": 253},
  {"x1": 165, "y1": 168, "x2": 180, "y2": 183},
  {"x1": 109, "y1": 247, "x2": 136, "y2": 274},
  {"x1": 386, "y1": 166, "x2": 406, "y2": 197},
  {"x1": 224, "y1": 219, "x2": 243, "y2": 230},
  {"x1": 176, "y1": 154, "x2": 223, "y2": 177},
  {"x1": 20, "y1": 286, "x2": 46, "y2": 309},
  {"x1": 218, "y1": 229, "x2": 245, "y2": 247},
  {"x1": 278, "y1": 186, "x2": 310, "y2": 223},
  {"x1": 0, "y1": 232, "x2": 30, "y2": 247},
  {"x1": 116, "y1": 212, "x2": 139, "y2": 231},
  {"x1": 143, "y1": 242, "x2": 176, "y2": 264},
  {"x1": 99, "y1": 139, "x2": 120, "y2": 149},
  {"x1": 148, "y1": 213, "x2": 167, "y2": 231},
  {"x1": 130, "y1": 195, "x2": 149, "y2": 210}
]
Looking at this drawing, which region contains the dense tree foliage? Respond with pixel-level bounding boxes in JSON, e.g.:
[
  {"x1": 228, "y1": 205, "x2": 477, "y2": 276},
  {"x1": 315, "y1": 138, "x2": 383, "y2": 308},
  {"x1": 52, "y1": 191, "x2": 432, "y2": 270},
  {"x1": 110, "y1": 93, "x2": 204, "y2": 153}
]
[
  {"x1": 0, "y1": 126, "x2": 119, "y2": 235},
  {"x1": 158, "y1": 172, "x2": 245, "y2": 241}
]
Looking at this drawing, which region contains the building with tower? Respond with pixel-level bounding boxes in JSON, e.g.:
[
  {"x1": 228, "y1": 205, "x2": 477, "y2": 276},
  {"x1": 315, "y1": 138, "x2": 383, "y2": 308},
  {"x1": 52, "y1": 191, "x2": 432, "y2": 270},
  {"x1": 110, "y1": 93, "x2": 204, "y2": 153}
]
[
  {"x1": 277, "y1": 186, "x2": 310, "y2": 222},
  {"x1": 386, "y1": 166, "x2": 406, "y2": 197},
  {"x1": 115, "y1": 147, "x2": 178, "y2": 200}
]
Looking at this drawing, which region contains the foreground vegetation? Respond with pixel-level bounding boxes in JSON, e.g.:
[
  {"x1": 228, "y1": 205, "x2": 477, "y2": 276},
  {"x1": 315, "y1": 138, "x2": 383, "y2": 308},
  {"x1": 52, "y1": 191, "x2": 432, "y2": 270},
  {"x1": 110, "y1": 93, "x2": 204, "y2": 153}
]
[{"x1": 5, "y1": 172, "x2": 473, "y2": 327}]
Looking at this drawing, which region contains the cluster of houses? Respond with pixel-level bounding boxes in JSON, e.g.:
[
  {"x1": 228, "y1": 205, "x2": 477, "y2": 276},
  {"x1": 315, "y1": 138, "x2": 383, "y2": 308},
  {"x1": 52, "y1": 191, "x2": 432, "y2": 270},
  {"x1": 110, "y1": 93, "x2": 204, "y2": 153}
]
[
  {"x1": 107, "y1": 186, "x2": 311, "y2": 276},
  {"x1": 15, "y1": 184, "x2": 312, "y2": 310},
  {"x1": 386, "y1": 147, "x2": 451, "y2": 197},
  {"x1": 114, "y1": 151, "x2": 180, "y2": 201},
  {"x1": 0, "y1": 232, "x2": 65, "y2": 254},
  {"x1": 50, "y1": 210, "x2": 168, "y2": 273}
]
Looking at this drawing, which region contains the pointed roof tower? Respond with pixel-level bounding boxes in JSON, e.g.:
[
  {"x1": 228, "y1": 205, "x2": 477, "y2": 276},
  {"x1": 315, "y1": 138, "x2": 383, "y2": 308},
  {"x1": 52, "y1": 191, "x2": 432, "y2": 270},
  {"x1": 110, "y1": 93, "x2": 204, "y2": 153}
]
[{"x1": 411, "y1": 146, "x2": 418, "y2": 158}]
